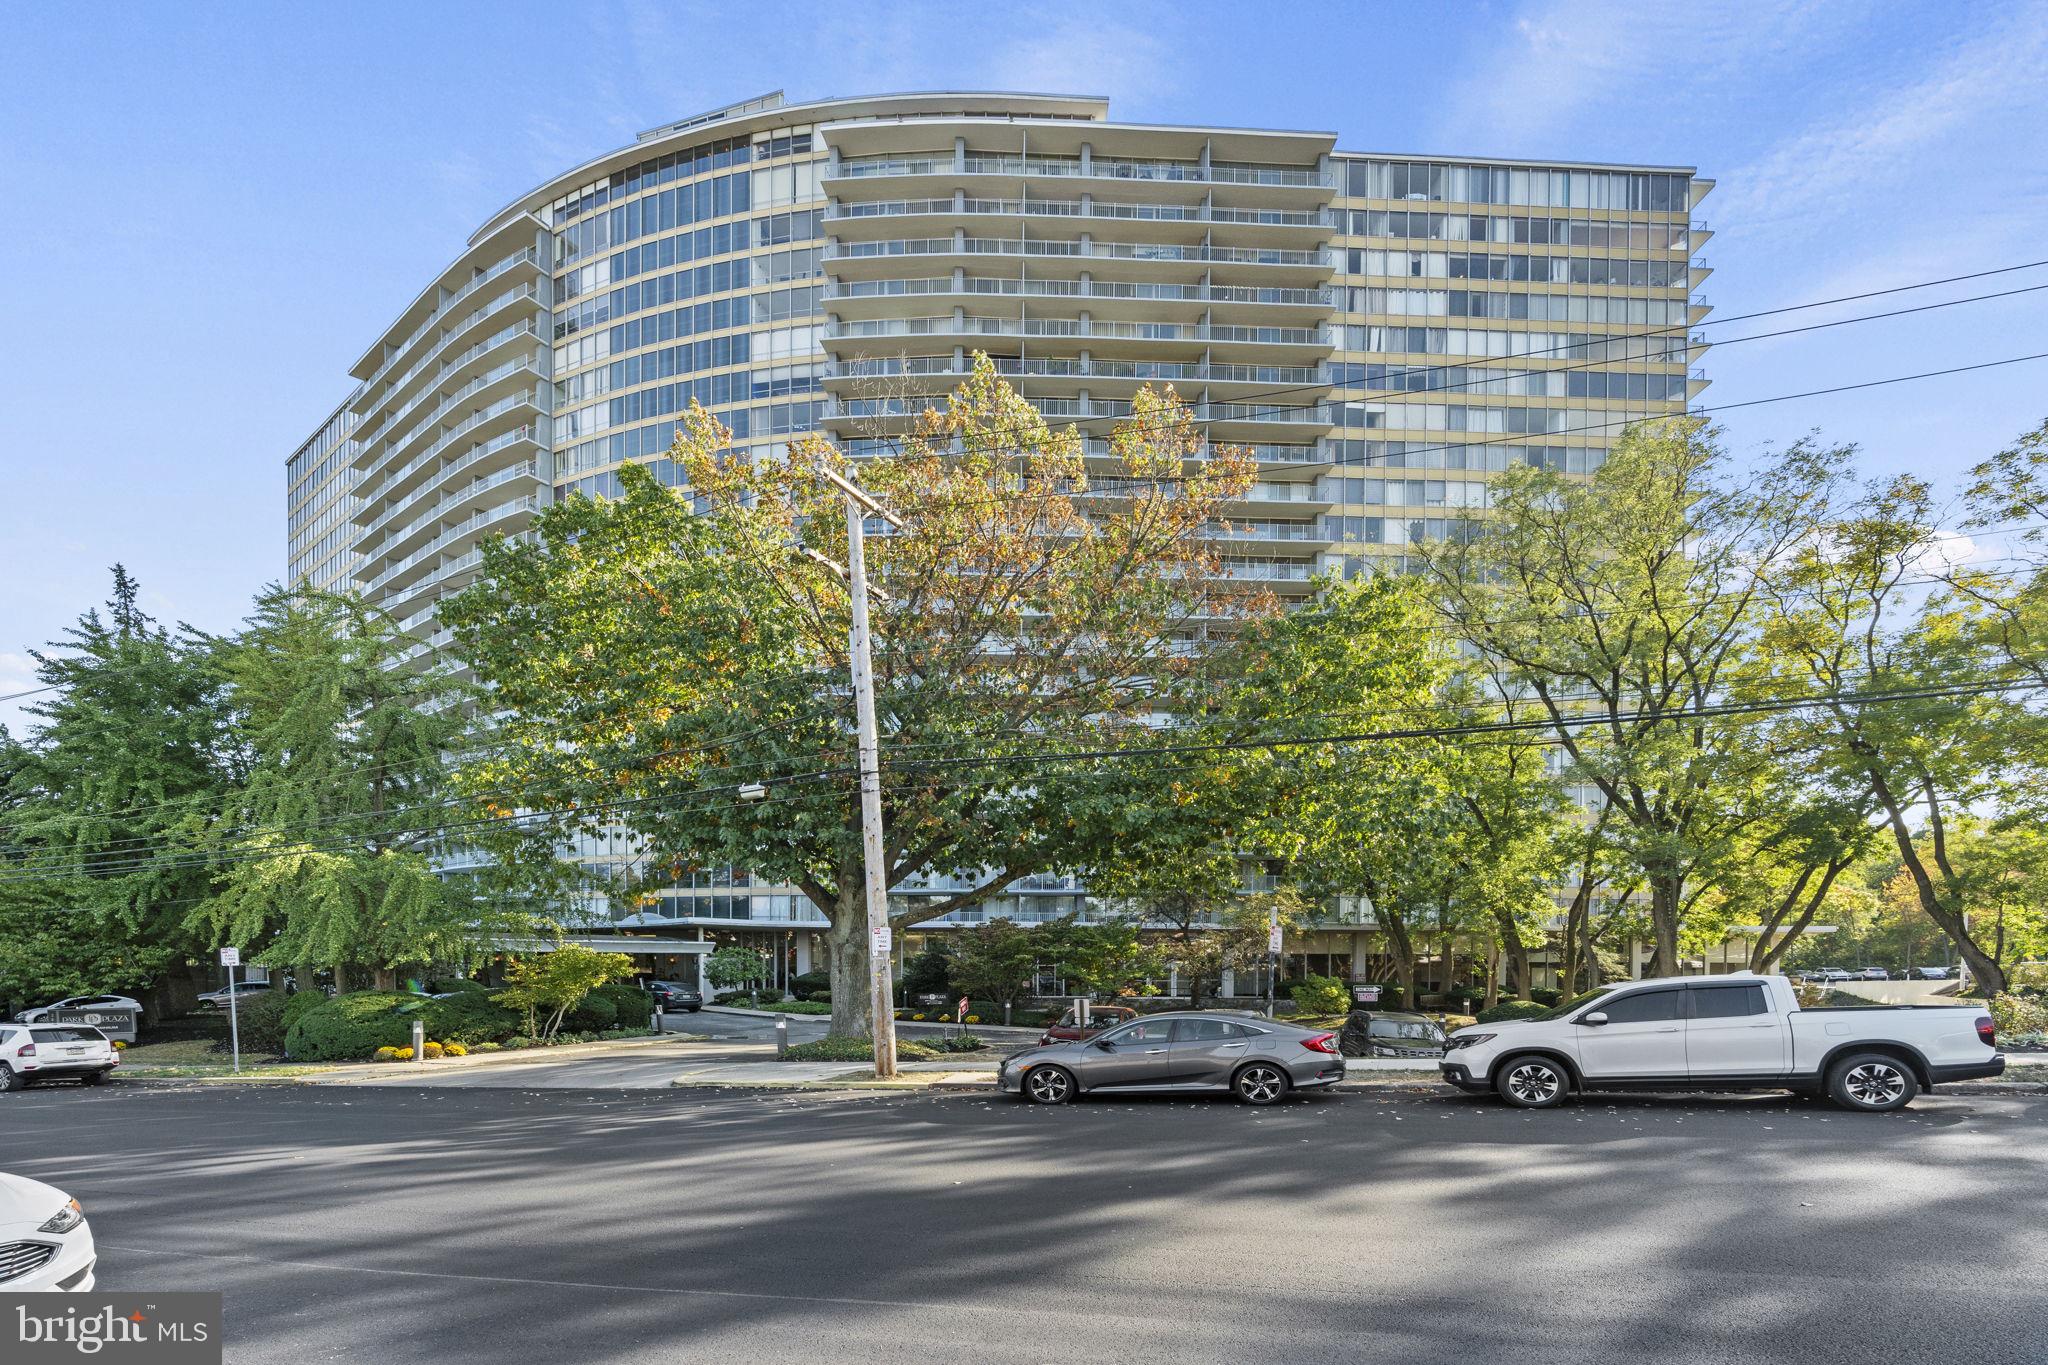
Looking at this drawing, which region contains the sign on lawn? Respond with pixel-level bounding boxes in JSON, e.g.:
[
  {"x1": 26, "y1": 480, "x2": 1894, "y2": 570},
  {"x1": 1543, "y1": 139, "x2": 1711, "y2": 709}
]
[{"x1": 218, "y1": 947, "x2": 240, "y2": 967}]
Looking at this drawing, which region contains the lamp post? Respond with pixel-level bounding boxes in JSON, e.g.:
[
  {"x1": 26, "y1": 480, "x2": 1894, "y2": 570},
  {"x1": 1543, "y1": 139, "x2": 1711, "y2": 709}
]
[{"x1": 809, "y1": 464, "x2": 903, "y2": 1079}]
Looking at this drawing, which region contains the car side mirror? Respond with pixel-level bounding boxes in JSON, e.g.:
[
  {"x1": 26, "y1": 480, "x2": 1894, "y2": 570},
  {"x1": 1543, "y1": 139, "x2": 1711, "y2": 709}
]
[
  {"x1": 1093, "y1": 1038, "x2": 1115, "y2": 1051},
  {"x1": 1579, "y1": 1012, "x2": 1609, "y2": 1027}
]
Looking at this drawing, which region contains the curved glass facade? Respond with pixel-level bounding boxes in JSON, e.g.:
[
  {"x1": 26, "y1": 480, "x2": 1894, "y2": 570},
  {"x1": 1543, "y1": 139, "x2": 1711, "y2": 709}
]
[{"x1": 282, "y1": 90, "x2": 1708, "y2": 978}]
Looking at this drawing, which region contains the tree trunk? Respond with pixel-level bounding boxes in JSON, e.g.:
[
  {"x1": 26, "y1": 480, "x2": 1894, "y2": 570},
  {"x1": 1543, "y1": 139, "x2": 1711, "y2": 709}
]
[
  {"x1": 1648, "y1": 871, "x2": 1682, "y2": 978},
  {"x1": 823, "y1": 888, "x2": 875, "y2": 1041}
]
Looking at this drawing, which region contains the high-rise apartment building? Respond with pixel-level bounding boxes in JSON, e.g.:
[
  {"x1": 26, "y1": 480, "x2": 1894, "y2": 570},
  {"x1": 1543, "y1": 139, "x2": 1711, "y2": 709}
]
[{"x1": 283, "y1": 91, "x2": 1709, "y2": 994}]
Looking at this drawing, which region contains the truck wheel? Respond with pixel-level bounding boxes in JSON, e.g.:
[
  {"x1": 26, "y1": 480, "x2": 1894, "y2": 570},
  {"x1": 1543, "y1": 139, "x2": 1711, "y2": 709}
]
[
  {"x1": 1496, "y1": 1055, "x2": 1568, "y2": 1108},
  {"x1": 1827, "y1": 1053, "x2": 1919, "y2": 1112}
]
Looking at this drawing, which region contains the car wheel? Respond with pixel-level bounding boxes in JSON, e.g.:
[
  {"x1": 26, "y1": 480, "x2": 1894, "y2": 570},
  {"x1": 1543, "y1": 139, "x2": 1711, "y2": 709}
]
[
  {"x1": 1022, "y1": 1065, "x2": 1075, "y2": 1105},
  {"x1": 1234, "y1": 1063, "x2": 1290, "y2": 1106},
  {"x1": 1496, "y1": 1055, "x2": 1569, "y2": 1109},
  {"x1": 1827, "y1": 1052, "x2": 1919, "y2": 1112},
  {"x1": 83, "y1": 1071, "x2": 108, "y2": 1087},
  {"x1": 0, "y1": 1065, "x2": 17, "y2": 1093}
]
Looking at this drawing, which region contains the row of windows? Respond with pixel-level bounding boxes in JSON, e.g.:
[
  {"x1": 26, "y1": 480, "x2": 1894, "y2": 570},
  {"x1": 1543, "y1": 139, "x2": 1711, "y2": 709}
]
[
  {"x1": 1331, "y1": 362, "x2": 1688, "y2": 402},
  {"x1": 556, "y1": 258, "x2": 753, "y2": 339},
  {"x1": 554, "y1": 397, "x2": 823, "y2": 478},
  {"x1": 1338, "y1": 325, "x2": 1688, "y2": 363},
  {"x1": 561, "y1": 220, "x2": 753, "y2": 302},
  {"x1": 1337, "y1": 211, "x2": 1689, "y2": 251},
  {"x1": 1334, "y1": 286, "x2": 1691, "y2": 327},
  {"x1": 1335, "y1": 401, "x2": 1670, "y2": 435},
  {"x1": 1343, "y1": 249, "x2": 1691, "y2": 288},
  {"x1": 1324, "y1": 515, "x2": 1485, "y2": 547},
  {"x1": 553, "y1": 134, "x2": 754, "y2": 224},
  {"x1": 1323, "y1": 478, "x2": 1492, "y2": 512},
  {"x1": 1325, "y1": 438, "x2": 1610, "y2": 475},
  {"x1": 1338, "y1": 160, "x2": 1691, "y2": 212},
  {"x1": 558, "y1": 169, "x2": 754, "y2": 264}
]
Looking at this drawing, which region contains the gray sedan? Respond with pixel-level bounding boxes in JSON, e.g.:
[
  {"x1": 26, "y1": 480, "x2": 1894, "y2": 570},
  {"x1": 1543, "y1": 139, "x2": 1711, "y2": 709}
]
[{"x1": 996, "y1": 1012, "x2": 1347, "y2": 1105}]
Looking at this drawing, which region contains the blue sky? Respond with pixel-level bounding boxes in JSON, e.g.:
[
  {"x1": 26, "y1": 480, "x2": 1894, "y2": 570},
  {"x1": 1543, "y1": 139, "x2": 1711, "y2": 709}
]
[{"x1": 4, "y1": 0, "x2": 2046, "y2": 727}]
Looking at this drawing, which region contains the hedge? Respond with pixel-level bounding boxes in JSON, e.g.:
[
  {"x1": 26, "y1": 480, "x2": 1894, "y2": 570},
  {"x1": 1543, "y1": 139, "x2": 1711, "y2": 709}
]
[
  {"x1": 284, "y1": 992, "x2": 426, "y2": 1062},
  {"x1": 789, "y1": 969, "x2": 833, "y2": 1001},
  {"x1": 782, "y1": 1037, "x2": 942, "y2": 1063},
  {"x1": 1475, "y1": 1000, "x2": 1553, "y2": 1024},
  {"x1": 232, "y1": 990, "x2": 294, "y2": 1055},
  {"x1": 420, "y1": 991, "x2": 523, "y2": 1046}
]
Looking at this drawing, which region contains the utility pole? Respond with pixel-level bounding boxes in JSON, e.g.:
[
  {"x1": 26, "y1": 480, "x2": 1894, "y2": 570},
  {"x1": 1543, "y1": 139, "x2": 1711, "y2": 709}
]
[{"x1": 811, "y1": 464, "x2": 902, "y2": 1078}]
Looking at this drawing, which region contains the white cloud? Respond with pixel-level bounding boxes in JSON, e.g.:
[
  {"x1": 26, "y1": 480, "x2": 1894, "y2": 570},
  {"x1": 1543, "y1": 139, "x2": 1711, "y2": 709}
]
[
  {"x1": 1713, "y1": 9, "x2": 2048, "y2": 247},
  {"x1": 1432, "y1": 0, "x2": 1833, "y2": 151}
]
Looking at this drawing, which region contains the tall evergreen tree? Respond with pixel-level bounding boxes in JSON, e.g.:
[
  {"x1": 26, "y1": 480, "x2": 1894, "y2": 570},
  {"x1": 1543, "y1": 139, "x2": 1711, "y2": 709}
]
[
  {"x1": 190, "y1": 585, "x2": 488, "y2": 989},
  {"x1": 0, "y1": 567, "x2": 231, "y2": 1017}
]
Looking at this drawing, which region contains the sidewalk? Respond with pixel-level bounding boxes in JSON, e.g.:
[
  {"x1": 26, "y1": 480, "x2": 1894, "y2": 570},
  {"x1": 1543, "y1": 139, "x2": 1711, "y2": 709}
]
[{"x1": 118, "y1": 1028, "x2": 711, "y2": 1085}]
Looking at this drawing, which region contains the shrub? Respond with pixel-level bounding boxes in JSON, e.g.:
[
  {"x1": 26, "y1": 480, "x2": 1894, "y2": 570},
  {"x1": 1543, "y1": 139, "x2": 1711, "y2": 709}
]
[
  {"x1": 374, "y1": 1046, "x2": 399, "y2": 1062},
  {"x1": 281, "y1": 988, "x2": 334, "y2": 1036},
  {"x1": 471, "y1": 1042, "x2": 500, "y2": 1053},
  {"x1": 425, "y1": 977, "x2": 489, "y2": 995},
  {"x1": 1290, "y1": 975, "x2": 1351, "y2": 1017},
  {"x1": 1989, "y1": 993, "x2": 2048, "y2": 1037},
  {"x1": 756, "y1": 999, "x2": 831, "y2": 1015},
  {"x1": 443, "y1": 1042, "x2": 468, "y2": 1057},
  {"x1": 790, "y1": 969, "x2": 834, "y2": 1002},
  {"x1": 393, "y1": 1046, "x2": 415, "y2": 1061},
  {"x1": 1476, "y1": 1000, "x2": 1553, "y2": 1024},
  {"x1": 965, "y1": 1015, "x2": 981, "y2": 1025},
  {"x1": 284, "y1": 992, "x2": 423, "y2": 1062},
  {"x1": 421, "y1": 990, "x2": 523, "y2": 1046},
  {"x1": 592, "y1": 983, "x2": 653, "y2": 1030},
  {"x1": 781, "y1": 1037, "x2": 942, "y2": 1063},
  {"x1": 422, "y1": 1041, "x2": 445, "y2": 1060},
  {"x1": 233, "y1": 990, "x2": 295, "y2": 1055},
  {"x1": 1440, "y1": 1013, "x2": 1478, "y2": 1033},
  {"x1": 561, "y1": 992, "x2": 618, "y2": 1033},
  {"x1": 503, "y1": 1036, "x2": 533, "y2": 1049},
  {"x1": 1529, "y1": 987, "x2": 1563, "y2": 1007},
  {"x1": 932, "y1": 1035, "x2": 986, "y2": 1053}
]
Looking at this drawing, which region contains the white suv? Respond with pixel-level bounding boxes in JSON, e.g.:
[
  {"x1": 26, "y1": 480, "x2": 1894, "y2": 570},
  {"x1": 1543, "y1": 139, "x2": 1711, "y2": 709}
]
[{"x1": 0, "y1": 1024, "x2": 119, "y2": 1092}]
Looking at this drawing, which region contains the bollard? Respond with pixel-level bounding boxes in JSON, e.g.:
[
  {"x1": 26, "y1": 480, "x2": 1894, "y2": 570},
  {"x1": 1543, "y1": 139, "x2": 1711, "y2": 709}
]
[
  {"x1": 411, "y1": 1019, "x2": 425, "y2": 1065},
  {"x1": 776, "y1": 1015, "x2": 789, "y2": 1059}
]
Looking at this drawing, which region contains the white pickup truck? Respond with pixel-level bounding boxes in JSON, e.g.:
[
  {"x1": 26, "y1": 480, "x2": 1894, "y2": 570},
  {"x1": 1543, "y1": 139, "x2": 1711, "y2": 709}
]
[{"x1": 1439, "y1": 972, "x2": 2003, "y2": 1111}]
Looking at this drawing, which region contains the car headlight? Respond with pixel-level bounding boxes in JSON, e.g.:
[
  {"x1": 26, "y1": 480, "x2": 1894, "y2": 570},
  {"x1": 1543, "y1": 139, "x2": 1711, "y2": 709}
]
[
  {"x1": 39, "y1": 1199, "x2": 85, "y2": 1234},
  {"x1": 1444, "y1": 1033, "x2": 1497, "y2": 1052}
]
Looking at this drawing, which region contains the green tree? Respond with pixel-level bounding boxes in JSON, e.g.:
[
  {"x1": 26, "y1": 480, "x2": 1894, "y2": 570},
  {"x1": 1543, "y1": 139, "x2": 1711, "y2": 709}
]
[
  {"x1": 899, "y1": 937, "x2": 955, "y2": 1001},
  {"x1": 497, "y1": 943, "x2": 636, "y2": 1041},
  {"x1": 0, "y1": 567, "x2": 233, "y2": 1018},
  {"x1": 1752, "y1": 468, "x2": 2025, "y2": 992},
  {"x1": 1422, "y1": 421, "x2": 1834, "y2": 976},
  {"x1": 945, "y1": 918, "x2": 1044, "y2": 1010},
  {"x1": 703, "y1": 944, "x2": 772, "y2": 1001},
  {"x1": 190, "y1": 585, "x2": 487, "y2": 990},
  {"x1": 445, "y1": 357, "x2": 1266, "y2": 1039}
]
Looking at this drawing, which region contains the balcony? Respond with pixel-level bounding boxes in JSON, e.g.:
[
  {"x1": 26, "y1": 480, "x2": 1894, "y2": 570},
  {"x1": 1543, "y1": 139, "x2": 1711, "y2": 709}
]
[
  {"x1": 823, "y1": 237, "x2": 1331, "y2": 285},
  {"x1": 828, "y1": 153, "x2": 1334, "y2": 209},
  {"x1": 355, "y1": 390, "x2": 548, "y2": 510},
  {"x1": 822, "y1": 316, "x2": 1330, "y2": 362},
  {"x1": 352, "y1": 248, "x2": 545, "y2": 412}
]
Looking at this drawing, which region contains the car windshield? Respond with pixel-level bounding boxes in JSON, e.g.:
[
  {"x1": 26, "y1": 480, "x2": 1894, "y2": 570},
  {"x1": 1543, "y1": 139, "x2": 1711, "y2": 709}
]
[{"x1": 1536, "y1": 987, "x2": 1617, "y2": 1021}]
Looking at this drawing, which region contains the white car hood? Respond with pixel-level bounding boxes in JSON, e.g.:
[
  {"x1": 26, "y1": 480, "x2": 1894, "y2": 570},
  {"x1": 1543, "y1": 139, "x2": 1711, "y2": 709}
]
[
  {"x1": 1451, "y1": 1019, "x2": 1541, "y2": 1040},
  {"x1": 0, "y1": 1171, "x2": 70, "y2": 1232}
]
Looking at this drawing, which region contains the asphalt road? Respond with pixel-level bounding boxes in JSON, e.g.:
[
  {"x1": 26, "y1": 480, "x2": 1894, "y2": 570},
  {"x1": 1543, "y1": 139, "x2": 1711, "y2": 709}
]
[{"x1": 4, "y1": 1084, "x2": 2045, "y2": 1365}]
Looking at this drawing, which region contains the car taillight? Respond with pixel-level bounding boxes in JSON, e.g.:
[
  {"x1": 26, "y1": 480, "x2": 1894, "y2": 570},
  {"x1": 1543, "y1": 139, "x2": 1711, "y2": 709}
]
[
  {"x1": 17, "y1": 1044, "x2": 34, "y2": 1057},
  {"x1": 1302, "y1": 1033, "x2": 1340, "y2": 1055},
  {"x1": 1977, "y1": 1016, "x2": 1997, "y2": 1048}
]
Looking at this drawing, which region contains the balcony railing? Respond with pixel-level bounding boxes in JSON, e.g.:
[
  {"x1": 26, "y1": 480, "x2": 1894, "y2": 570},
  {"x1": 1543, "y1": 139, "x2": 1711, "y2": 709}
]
[
  {"x1": 359, "y1": 248, "x2": 542, "y2": 395},
  {"x1": 825, "y1": 238, "x2": 1327, "y2": 267}
]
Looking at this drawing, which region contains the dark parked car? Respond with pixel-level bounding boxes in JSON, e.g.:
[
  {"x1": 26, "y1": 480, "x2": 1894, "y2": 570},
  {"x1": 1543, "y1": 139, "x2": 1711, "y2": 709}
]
[
  {"x1": 999, "y1": 1012, "x2": 1346, "y2": 1105},
  {"x1": 1038, "y1": 1003, "x2": 1138, "y2": 1044},
  {"x1": 648, "y1": 981, "x2": 702, "y2": 1013},
  {"x1": 1337, "y1": 1010, "x2": 1447, "y2": 1060}
]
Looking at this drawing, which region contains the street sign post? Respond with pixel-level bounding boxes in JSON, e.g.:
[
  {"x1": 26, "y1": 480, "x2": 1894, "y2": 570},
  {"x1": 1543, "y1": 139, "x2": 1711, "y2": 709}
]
[{"x1": 219, "y1": 947, "x2": 242, "y2": 1074}]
